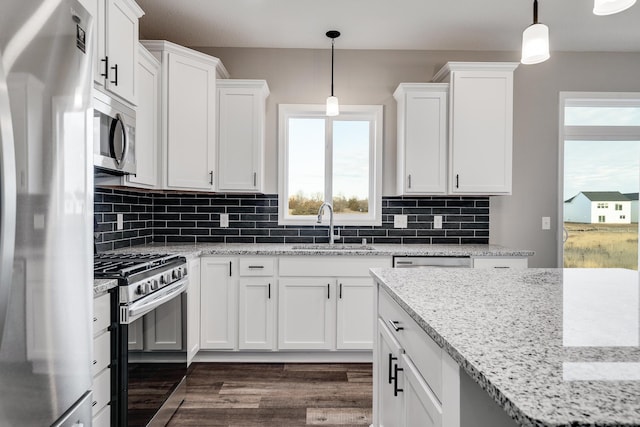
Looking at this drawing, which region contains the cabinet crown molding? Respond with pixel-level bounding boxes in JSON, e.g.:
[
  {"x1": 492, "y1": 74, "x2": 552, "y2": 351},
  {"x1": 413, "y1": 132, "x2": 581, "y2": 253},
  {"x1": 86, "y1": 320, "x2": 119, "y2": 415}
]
[
  {"x1": 217, "y1": 79, "x2": 270, "y2": 97},
  {"x1": 140, "y1": 40, "x2": 230, "y2": 78},
  {"x1": 393, "y1": 82, "x2": 449, "y2": 100},
  {"x1": 432, "y1": 61, "x2": 519, "y2": 82}
]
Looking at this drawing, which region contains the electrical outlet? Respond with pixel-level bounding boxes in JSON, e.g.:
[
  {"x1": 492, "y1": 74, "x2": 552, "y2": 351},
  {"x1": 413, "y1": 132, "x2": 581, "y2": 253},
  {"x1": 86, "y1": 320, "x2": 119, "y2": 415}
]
[
  {"x1": 116, "y1": 213, "x2": 124, "y2": 231},
  {"x1": 394, "y1": 214, "x2": 408, "y2": 229},
  {"x1": 434, "y1": 215, "x2": 443, "y2": 229},
  {"x1": 220, "y1": 213, "x2": 229, "y2": 228},
  {"x1": 542, "y1": 216, "x2": 551, "y2": 230}
]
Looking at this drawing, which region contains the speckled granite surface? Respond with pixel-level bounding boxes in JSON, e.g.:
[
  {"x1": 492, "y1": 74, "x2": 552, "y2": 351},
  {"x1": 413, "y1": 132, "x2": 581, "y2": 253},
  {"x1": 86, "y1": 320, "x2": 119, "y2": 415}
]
[
  {"x1": 93, "y1": 278, "x2": 118, "y2": 297},
  {"x1": 102, "y1": 242, "x2": 533, "y2": 258},
  {"x1": 369, "y1": 267, "x2": 640, "y2": 427}
]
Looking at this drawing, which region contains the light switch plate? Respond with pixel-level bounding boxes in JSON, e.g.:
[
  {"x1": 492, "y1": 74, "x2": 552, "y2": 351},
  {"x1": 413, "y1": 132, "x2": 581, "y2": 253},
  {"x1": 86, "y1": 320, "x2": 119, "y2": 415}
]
[
  {"x1": 220, "y1": 213, "x2": 229, "y2": 228},
  {"x1": 433, "y1": 215, "x2": 443, "y2": 229},
  {"x1": 542, "y1": 216, "x2": 551, "y2": 230},
  {"x1": 394, "y1": 214, "x2": 408, "y2": 229},
  {"x1": 116, "y1": 213, "x2": 124, "y2": 231}
]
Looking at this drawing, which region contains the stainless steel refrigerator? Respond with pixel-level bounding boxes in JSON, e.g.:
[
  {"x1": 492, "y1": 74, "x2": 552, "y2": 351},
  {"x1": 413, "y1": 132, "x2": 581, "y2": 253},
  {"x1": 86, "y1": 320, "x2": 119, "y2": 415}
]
[{"x1": 1, "y1": 0, "x2": 94, "y2": 425}]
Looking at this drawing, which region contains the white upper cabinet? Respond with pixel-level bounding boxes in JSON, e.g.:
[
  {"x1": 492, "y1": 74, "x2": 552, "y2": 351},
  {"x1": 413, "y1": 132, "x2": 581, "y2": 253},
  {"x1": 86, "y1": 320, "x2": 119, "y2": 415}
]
[
  {"x1": 433, "y1": 62, "x2": 519, "y2": 195},
  {"x1": 216, "y1": 80, "x2": 269, "y2": 193},
  {"x1": 394, "y1": 83, "x2": 448, "y2": 195},
  {"x1": 125, "y1": 44, "x2": 160, "y2": 188},
  {"x1": 141, "y1": 41, "x2": 229, "y2": 192},
  {"x1": 91, "y1": 0, "x2": 144, "y2": 106}
]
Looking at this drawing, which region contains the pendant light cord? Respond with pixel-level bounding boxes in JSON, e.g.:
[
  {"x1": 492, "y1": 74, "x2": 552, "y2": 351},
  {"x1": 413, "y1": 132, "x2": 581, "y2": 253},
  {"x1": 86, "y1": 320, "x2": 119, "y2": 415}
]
[
  {"x1": 330, "y1": 38, "x2": 335, "y2": 97},
  {"x1": 533, "y1": 0, "x2": 539, "y2": 24}
]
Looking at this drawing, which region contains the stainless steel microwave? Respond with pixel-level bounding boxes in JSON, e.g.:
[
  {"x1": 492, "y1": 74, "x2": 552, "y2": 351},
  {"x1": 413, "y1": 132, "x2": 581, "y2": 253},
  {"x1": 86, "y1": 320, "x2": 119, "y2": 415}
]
[{"x1": 93, "y1": 90, "x2": 136, "y2": 175}]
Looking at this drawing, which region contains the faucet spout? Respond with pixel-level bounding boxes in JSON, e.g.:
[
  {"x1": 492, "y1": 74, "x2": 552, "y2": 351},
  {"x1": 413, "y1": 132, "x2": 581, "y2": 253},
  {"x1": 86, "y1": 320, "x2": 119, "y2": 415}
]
[{"x1": 317, "y1": 202, "x2": 336, "y2": 245}]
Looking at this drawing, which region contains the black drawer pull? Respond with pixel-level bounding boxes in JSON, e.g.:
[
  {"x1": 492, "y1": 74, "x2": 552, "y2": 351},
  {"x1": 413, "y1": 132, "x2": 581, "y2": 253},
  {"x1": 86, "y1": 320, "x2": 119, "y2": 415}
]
[
  {"x1": 388, "y1": 353, "x2": 397, "y2": 384},
  {"x1": 92, "y1": 360, "x2": 97, "y2": 365},
  {"x1": 388, "y1": 319, "x2": 404, "y2": 332},
  {"x1": 393, "y1": 365, "x2": 403, "y2": 396},
  {"x1": 248, "y1": 265, "x2": 264, "y2": 269}
]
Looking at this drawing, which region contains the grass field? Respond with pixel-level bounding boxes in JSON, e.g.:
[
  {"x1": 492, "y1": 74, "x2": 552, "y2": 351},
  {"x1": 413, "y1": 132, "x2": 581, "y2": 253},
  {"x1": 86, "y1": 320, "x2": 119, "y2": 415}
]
[{"x1": 563, "y1": 222, "x2": 638, "y2": 270}]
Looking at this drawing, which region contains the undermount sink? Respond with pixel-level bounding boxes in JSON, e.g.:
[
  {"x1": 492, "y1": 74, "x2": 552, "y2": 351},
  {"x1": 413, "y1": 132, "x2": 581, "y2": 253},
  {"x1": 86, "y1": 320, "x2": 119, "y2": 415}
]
[{"x1": 292, "y1": 244, "x2": 377, "y2": 251}]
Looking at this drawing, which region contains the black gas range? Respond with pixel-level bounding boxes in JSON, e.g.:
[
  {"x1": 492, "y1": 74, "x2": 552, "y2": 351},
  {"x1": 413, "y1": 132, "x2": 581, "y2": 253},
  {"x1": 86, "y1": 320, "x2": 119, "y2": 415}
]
[{"x1": 94, "y1": 252, "x2": 188, "y2": 427}]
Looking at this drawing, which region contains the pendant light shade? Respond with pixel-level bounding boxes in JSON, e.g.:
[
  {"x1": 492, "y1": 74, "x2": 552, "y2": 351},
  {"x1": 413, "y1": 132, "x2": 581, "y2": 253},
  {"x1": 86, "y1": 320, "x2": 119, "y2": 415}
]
[
  {"x1": 593, "y1": 0, "x2": 636, "y2": 15},
  {"x1": 326, "y1": 30, "x2": 340, "y2": 116},
  {"x1": 521, "y1": 0, "x2": 550, "y2": 65}
]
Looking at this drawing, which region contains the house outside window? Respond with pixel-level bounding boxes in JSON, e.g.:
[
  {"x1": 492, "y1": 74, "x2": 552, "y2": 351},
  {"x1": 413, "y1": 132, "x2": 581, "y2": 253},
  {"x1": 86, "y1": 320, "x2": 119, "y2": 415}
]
[
  {"x1": 278, "y1": 104, "x2": 383, "y2": 226},
  {"x1": 598, "y1": 215, "x2": 606, "y2": 222},
  {"x1": 597, "y1": 203, "x2": 609, "y2": 209},
  {"x1": 615, "y1": 204, "x2": 623, "y2": 210},
  {"x1": 620, "y1": 215, "x2": 626, "y2": 219}
]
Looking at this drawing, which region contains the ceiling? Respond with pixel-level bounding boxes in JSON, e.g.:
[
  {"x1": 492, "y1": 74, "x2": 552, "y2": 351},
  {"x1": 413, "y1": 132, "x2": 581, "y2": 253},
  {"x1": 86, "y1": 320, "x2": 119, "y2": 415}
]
[{"x1": 135, "y1": 0, "x2": 640, "y2": 52}]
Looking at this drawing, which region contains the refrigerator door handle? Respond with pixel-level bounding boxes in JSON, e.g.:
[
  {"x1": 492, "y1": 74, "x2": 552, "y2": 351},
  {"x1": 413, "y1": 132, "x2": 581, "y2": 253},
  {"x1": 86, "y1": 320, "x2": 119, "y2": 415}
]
[{"x1": 0, "y1": 59, "x2": 17, "y2": 347}]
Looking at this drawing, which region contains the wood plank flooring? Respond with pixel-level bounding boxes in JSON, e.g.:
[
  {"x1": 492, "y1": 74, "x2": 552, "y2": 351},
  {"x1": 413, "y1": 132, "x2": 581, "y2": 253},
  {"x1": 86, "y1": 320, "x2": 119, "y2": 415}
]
[{"x1": 167, "y1": 363, "x2": 373, "y2": 427}]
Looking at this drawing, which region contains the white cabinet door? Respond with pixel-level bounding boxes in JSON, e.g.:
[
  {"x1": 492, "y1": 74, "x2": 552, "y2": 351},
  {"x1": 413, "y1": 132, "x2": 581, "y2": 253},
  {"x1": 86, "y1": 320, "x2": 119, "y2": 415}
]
[
  {"x1": 394, "y1": 83, "x2": 448, "y2": 195},
  {"x1": 187, "y1": 258, "x2": 201, "y2": 364},
  {"x1": 336, "y1": 278, "x2": 374, "y2": 350},
  {"x1": 401, "y1": 354, "x2": 443, "y2": 427},
  {"x1": 103, "y1": 0, "x2": 141, "y2": 104},
  {"x1": 447, "y1": 67, "x2": 516, "y2": 194},
  {"x1": 127, "y1": 316, "x2": 143, "y2": 350},
  {"x1": 278, "y1": 278, "x2": 335, "y2": 350},
  {"x1": 144, "y1": 296, "x2": 183, "y2": 351},
  {"x1": 377, "y1": 319, "x2": 403, "y2": 427},
  {"x1": 126, "y1": 44, "x2": 160, "y2": 188},
  {"x1": 165, "y1": 52, "x2": 216, "y2": 191},
  {"x1": 200, "y1": 257, "x2": 237, "y2": 349},
  {"x1": 217, "y1": 80, "x2": 269, "y2": 193},
  {"x1": 238, "y1": 279, "x2": 275, "y2": 350}
]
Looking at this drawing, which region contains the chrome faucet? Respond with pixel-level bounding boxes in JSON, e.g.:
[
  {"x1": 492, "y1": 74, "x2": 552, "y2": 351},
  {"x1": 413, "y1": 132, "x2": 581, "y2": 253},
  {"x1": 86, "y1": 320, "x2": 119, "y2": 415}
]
[{"x1": 317, "y1": 202, "x2": 338, "y2": 245}]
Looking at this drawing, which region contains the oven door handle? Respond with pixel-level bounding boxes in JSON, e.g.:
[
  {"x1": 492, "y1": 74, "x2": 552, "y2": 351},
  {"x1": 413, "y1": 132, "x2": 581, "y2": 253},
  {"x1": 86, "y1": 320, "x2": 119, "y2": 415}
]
[{"x1": 121, "y1": 279, "x2": 187, "y2": 324}]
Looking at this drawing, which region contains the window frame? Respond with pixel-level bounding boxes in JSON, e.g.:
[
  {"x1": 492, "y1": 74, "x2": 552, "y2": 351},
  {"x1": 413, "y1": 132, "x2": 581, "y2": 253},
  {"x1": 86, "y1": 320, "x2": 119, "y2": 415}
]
[{"x1": 278, "y1": 104, "x2": 383, "y2": 226}]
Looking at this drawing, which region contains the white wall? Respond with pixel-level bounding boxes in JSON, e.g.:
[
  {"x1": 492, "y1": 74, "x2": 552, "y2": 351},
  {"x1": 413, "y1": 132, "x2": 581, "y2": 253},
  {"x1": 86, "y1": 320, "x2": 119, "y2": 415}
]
[{"x1": 195, "y1": 47, "x2": 640, "y2": 267}]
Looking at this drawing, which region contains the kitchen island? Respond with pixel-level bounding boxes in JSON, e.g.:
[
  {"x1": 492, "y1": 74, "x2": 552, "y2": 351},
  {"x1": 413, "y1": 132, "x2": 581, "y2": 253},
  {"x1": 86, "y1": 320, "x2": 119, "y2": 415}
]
[{"x1": 370, "y1": 267, "x2": 640, "y2": 427}]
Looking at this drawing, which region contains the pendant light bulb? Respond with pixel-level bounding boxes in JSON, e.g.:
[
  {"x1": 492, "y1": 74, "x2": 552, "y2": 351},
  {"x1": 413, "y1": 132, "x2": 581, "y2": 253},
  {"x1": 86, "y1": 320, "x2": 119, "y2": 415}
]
[
  {"x1": 326, "y1": 30, "x2": 340, "y2": 116},
  {"x1": 593, "y1": 0, "x2": 636, "y2": 15},
  {"x1": 521, "y1": 0, "x2": 550, "y2": 65}
]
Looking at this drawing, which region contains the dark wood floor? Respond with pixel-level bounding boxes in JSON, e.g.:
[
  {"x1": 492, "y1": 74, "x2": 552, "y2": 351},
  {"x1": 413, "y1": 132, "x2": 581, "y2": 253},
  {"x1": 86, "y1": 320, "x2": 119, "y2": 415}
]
[{"x1": 167, "y1": 363, "x2": 373, "y2": 427}]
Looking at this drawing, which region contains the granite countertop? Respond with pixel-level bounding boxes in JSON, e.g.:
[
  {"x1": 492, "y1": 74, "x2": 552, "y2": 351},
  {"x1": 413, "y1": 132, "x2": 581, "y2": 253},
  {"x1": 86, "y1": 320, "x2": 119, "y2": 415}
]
[
  {"x1": 102, "y1": 242, "x2": 534, "y2": 258},
  {"x1": 369, "y1": 267, "x2": 640, "y2": 427},
  {"x1": 94, "y1": 278, "x2": 118, "y2": 297}
]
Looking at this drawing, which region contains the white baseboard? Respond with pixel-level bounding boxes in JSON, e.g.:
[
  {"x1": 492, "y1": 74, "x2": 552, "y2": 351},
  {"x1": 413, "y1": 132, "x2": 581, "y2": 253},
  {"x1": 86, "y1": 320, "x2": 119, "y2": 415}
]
[{"x1": 193, "y1": 350, "x2": 373, "y2": 363}]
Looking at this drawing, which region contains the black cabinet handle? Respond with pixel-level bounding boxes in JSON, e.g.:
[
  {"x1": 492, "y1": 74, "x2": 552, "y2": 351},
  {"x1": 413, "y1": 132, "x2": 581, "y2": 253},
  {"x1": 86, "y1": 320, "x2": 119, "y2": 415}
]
[
  {"x1": 253, "y1": 172, "x2": 257, "y2": 187},
  {"x1": 209, "y1": 171, "x2": 214, "y2": 185},
  {"x1": 388, "y1": 353, "x2": 397, "y2": 384},
  {"x1": 388, "y1": 319, "x2": 404, "y2": 332},
  {"x1": 248, "y1": 265, "x2": 264, "y2": 269},
  {"x1": 229, "y1": 261, "x2": 232, "y2": 277},
  {"x1": 393, "y1": 364, "x2": 403, "y2": 396},
  {"x1": 456, "y1": 174, "x2": 459, "y2": 188},
  {"x1": 268, "y1": 283, "x2": 271, "y2": 299},
  {"x1": 408, "y1": 174, "x2": 412, "y2": 189},
  {"x1": 339, "y1": 283, "x2": 342, "y2": 299},
  {"x1": 327, "y1": 284, "x2": 330, "y2": 299},
  {"x1": 100, "y1": 56, "x2": 109, "y2": 78},
  {"x1": 110, "y1": 63, "x2": 118, "y2": 86}
]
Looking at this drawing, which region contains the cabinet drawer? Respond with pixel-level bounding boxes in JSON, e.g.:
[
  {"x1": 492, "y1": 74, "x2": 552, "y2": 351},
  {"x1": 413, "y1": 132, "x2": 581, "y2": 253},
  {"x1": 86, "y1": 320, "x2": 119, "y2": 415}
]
[
  {"x1": 279, "y1": 256, "x2": 391, "y2": 277},
  {"x1": 402, "y1": 353, "x2": 443, "y2": 427},
  {"x1": 239, "y1": 257, "x2": 275, "y2": 276},
  {"x1": 93, "y1": 293, "x2": 111, "y2": 336},
  {"x1": 473, "y1": 257, "x2": 528, "y2": 269},
  {"x1": 92, "y1": 404, "x2": 111, "y2": 427},
  {"x1": 92, "y1": 331, "x2": 111, "y2": 376},
  {"x1": 378, "y1": 287, "x2": 443, "y2": 402},
  {"x1": 92, "y1": 367, "x2": 110, "y2": 416}
]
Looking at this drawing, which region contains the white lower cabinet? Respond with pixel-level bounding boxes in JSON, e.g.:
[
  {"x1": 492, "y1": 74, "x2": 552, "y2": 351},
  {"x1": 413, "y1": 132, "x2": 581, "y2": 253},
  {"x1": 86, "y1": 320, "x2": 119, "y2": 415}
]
[
  {"x1": 187, "y1": 258, "x2": 201, "y2": 364},
  {"x1": 92, "y1": 292, "x2": 112, "y2": 425},
  {"x1": 337, "y1": 278, "x2": 375, "y2": 350},
  {"x1": 278, "y1": 278, "x2": 336, "y2": 350},
  {"x1": 239, "y1": 279, "x2": 276, "y2": 350},
  {"x1": 375, "y1": 287, "x2": 460, "y2": 427},
  {"x1": 200, "y1": 257, "x2": 237, "y2": 349}
]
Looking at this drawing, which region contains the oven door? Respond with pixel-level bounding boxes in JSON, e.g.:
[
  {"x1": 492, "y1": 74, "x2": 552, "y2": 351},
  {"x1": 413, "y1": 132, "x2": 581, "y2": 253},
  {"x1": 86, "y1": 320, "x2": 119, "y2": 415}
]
[{"x1": 118, "y1": 280, "x2": 187, "y2": 427}]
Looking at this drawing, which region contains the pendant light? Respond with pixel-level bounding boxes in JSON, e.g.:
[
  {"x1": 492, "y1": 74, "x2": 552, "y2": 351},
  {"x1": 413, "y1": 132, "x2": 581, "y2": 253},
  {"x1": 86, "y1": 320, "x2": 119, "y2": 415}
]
[
  {"x1": 521, "y1": 0, "x2": 550, "y2": 65},
  {"x1": 326, "y1": 30, "x2": 340, "y2": 116},
  {"x1": 593, "y1": 0, "x2": 636, "y2": 15}
]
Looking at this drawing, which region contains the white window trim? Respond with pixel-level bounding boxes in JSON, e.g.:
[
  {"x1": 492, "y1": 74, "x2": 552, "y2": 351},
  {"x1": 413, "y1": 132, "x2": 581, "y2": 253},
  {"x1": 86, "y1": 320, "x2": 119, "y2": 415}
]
[
  {"x1": 557, "y1": 91, "x2": 640, "y2": 267},
  {"x1": 278, "y1": 104, "x2": 383, "y2": 226}
]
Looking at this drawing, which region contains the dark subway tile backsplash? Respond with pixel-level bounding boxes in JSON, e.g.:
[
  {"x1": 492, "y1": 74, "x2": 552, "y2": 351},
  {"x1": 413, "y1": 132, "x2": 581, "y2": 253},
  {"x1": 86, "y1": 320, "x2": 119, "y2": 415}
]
[{"x1": 95, "y1": 189, "x2": 490, "y2": 248}]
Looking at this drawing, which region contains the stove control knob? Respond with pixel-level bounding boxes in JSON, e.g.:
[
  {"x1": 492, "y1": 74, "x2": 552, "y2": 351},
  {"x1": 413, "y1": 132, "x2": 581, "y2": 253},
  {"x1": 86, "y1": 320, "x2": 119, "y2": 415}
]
[
  {"x1": 151, "y1": 280, "x2": 159, "y2": 290},
  {"x1": 136, "y1": 284, "x2": 145, "y2": 295},
  {"x1": 172, "y1": 270, "x2": 178, "y2": 280},
  {"x1": 160, "y1": 275, "x2": 166, "y2": 285}
]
